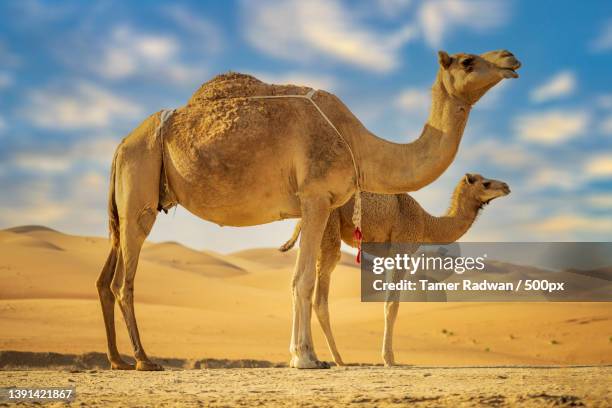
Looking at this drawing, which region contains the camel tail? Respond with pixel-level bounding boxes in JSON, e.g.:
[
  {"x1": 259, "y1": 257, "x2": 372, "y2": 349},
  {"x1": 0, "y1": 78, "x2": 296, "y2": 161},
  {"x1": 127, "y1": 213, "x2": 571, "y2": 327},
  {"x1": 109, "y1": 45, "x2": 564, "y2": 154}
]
[
  {"x1": 107, "y1": 149, "x2": 120, "y2": 249},
  {"x1": 279, "y1": 220, "x2": 302, "y2": 252}
]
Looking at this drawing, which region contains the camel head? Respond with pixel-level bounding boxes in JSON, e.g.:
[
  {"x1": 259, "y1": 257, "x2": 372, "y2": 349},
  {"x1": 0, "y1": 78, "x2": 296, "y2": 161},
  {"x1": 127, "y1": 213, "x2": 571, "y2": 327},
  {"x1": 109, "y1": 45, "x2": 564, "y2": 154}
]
[
  {"x1": 437, "y1": 49, "x2": 521, "y2": 105},
  {"x1": 462, "y1": 173, "x2": 510, "y2": 206}
]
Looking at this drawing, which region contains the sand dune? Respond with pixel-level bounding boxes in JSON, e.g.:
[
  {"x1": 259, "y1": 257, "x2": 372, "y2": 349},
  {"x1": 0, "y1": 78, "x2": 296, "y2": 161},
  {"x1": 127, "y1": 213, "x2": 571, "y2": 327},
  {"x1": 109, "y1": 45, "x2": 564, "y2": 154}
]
[{"x1": 0, "y1": 226, "x2": 610, "y2": 367}]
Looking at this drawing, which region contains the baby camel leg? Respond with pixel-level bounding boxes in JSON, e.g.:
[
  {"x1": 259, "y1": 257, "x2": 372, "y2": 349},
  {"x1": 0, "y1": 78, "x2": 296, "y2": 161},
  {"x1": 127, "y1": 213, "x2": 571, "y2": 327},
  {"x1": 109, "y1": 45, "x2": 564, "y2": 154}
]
[
  {"x1": 313, "y1": 212, "x2": 344, "y2": 365},
  {"x1": 382, "y1": 300, "x2": 400, "y2": 366},
  {"x1": 290, "y1": 196, "x2": 331, "y2": 369},
  {"x1": 382, "y1": 266, "x2": 406, "y2": 366}
]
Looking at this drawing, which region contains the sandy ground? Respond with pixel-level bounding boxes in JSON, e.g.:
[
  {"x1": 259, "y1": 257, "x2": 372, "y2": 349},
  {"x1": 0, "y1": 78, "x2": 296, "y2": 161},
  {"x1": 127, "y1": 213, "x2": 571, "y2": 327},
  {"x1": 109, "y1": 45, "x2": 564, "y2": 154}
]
[
  {"x1": 1, "y1": 226, "x2": 610, "y2": 367},
  {"x1": 1, "y1": 366, "x2": 610, "y2": 407},
  {"x1": 1, "y1": 226, "x2": 611, "y2": 406}
]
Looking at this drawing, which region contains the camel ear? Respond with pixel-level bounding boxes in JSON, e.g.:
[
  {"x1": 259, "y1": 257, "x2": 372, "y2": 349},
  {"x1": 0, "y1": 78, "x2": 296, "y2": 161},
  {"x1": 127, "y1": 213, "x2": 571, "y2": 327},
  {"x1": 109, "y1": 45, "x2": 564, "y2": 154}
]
[
  {"x1": 464, "y1": 173, "x2": 477, "y2": 184},
  {"x1": 438, "y1": 51, "x2": 452, "y2": 69}
]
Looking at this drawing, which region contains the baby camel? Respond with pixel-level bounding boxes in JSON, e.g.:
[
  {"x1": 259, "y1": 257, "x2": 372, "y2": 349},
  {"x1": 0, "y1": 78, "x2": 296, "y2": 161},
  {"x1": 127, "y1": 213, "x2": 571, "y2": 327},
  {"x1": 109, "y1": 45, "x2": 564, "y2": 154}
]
[{"x1": 280, "y1": 173, "x2": 510, "y2": 366}]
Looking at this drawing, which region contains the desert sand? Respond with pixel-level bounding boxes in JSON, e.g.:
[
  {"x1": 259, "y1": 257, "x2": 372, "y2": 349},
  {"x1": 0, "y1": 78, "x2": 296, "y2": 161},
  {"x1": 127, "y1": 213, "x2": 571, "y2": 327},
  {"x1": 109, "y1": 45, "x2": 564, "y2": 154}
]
[
  {"x1": 1, "y1": 225, "x2": 611, "y2": 366},
  {"x1": 0, "y1": 226, "x2": 611, "y2": 406},
  {"x1": 1, "y1": 366, "x2": 610, "y2": 407}
]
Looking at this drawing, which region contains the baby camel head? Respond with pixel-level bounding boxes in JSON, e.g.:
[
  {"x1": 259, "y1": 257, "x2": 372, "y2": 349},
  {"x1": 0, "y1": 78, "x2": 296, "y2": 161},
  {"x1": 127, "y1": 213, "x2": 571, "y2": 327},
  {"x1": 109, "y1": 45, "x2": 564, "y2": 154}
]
[
  {"x1": 437, "y1": 49, "x2": 521, "y2": 105},
  {"x1": 461, "y1": 173, "x2": 510, "y2": 207}
]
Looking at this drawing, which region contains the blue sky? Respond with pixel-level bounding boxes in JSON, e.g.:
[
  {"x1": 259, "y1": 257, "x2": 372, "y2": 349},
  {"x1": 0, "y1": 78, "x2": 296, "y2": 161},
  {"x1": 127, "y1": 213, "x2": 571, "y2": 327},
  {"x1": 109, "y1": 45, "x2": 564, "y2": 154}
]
[{"x1": 0, "y1": 0, "x2": 611, "y2": 252}]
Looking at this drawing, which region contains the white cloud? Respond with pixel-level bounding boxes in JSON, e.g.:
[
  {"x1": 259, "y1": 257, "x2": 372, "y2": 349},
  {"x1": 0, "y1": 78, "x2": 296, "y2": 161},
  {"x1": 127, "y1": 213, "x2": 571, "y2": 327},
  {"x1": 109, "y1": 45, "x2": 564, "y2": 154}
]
[
  {"x1": 586, "y1": 193, "x2": 612, "y2": 209},
  {"x1": 0, "y1": 171, "x2": 108, "y2": 230},
  {"x1": 460, "y1": 139, "x2": 538, "y2": 170},
  {"x1": 23, "y1": 81, "x2": 143, "y2": 130},
  {"x1": 527, "y1": 168, "x2": 579, "y2": 191},
  {"x1": 585, "y1": 153, "x2": 612, "y2": 178},
  {"x1": 417, "y1": 0, "x2": 509, "y2": 48},
  {"x1": 93, "y1": 26, "x2": 206, "y2": 84},
  {"x1": 395, "y1": 88, "x2": 430, "y2": 113},
  {"x1": 13, "y1": 154, "x2": 72, "y2": 173},
  {"x1": 514, "y1": 110, "x2": 589, "y2": 144},
  {"x1": 12, "y1": 137, "x2": 119, "y2": 173},
  {"x1": 241, "y1": 0, "x2": 417, "y2": 73},
  {"x1": 530, "y1": 71, "x2": 576, "y2": 103},
  {"x1": 0, "y1": 203, "x2": 70, "y2": 225},
  {"x1": 590, "y1": 19, "x2": 612, "y2": 52},
  {"x1": 162, "y1": 4, "x2": 223, "y2": 53},
  {"x1": 250, "y1": 71, "x2": 337, "y2": 91},
  {"x1": 531, "y1": 214, "x2": 612, "y2": 234}
]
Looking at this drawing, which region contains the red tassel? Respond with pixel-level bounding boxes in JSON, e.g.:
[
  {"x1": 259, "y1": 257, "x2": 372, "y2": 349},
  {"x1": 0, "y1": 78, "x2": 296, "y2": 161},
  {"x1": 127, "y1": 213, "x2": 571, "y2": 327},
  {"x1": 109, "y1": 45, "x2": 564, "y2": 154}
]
[{"x1": 354, "y1": 227, "x2": 362, "y2": 264}]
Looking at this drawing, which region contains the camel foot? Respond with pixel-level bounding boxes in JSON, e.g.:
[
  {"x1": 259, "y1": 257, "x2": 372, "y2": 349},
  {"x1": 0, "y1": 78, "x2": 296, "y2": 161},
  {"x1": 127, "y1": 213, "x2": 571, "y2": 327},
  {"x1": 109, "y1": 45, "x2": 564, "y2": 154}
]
[
  {"x1": 136, "y1": 360, "x2": 164, "y2": 371},
  {"x1": 334, "y1": 359, "x2": 346, "y2": 367},
  {"x1": 291, "y1": 356, "x2": 331, "y2": 369},
  {"x1": 110, "y1": 358, "x2": 135, "y2": 370},
  {"x1": 383, "y1": 353, "x2": 395, "y2": 367},
  {"x1": 383, "y1": 359, "x2": 396, "y2": 367}
]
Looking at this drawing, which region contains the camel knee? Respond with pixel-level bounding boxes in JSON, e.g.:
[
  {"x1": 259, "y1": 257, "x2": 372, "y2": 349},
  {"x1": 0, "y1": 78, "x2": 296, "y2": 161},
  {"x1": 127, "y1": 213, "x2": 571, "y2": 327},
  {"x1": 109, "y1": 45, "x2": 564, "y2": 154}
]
[
  {"x1": 110, "y1": 277, "x2": 133, "y2": 302},
  {"x1": 293, "y1": 275, "x2": 316, "y2": 300},
  {"x1": 114, "y1": 284, "x2": 134, "y2": 306},
  {"x1": 96, "y1": 277, "x2": 114, "y2": 300}
]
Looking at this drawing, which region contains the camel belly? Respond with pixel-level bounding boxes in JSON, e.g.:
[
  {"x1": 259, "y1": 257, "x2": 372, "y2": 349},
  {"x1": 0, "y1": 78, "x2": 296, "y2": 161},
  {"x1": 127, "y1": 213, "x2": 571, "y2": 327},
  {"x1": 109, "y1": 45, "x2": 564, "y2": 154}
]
[{"x1": 181, "y1": 185, "x2": 301, "y2": 226}]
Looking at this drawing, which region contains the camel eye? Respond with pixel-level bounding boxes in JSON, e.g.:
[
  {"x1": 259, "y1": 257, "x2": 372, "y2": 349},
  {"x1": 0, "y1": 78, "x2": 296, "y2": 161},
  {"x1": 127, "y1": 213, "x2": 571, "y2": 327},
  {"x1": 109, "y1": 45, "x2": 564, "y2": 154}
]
[
  {"x1": 483, "y1": 182, "x2": 491, "y2": 188},
  {"x1": 461, "y1": 58, "x2": 474, "y2": 67}
]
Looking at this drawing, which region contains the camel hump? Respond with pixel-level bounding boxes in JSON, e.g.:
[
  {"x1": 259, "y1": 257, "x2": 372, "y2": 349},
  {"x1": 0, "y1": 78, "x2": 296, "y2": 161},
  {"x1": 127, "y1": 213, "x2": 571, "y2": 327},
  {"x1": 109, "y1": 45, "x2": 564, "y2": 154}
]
[{"x1": 187, "y1": 71, "x2": 314, "y2": 106}]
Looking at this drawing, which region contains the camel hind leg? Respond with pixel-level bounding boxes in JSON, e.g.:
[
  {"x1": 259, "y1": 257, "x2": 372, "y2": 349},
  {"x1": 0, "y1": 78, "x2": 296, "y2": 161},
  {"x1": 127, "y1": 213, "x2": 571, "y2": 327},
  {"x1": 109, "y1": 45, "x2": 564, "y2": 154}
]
[
  {"x1": 313, "y1": 211, "x2": 344, "y2": 366},
  {"x1": 109, "y1": 117, "x2": 164, "y2": 371},
  {"x1": 111, "y1": 210, "x2": 160, "y2": 371},
  {"x1": 96, "y1": 247, "x2": 134, "y2": 370}
]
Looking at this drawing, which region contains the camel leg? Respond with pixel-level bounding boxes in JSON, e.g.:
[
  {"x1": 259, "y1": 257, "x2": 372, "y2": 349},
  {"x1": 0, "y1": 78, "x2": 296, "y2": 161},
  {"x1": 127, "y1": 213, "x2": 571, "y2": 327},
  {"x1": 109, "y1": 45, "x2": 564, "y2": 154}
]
[
  {"x1": 111, "y1": 210, "x2": 162, "y2": 371},
  {"x1": 96, "y1": 247, "x2": 134, "y2": 370},
  {"x1": 289, "y1": 196, "x2": 331, "y2": 369},
  {"x1": 313, "y1": 212, "x2": 344, "y2": 366},
  {"x1": 382, "y1": 300, "x2": 400, "y2": 366},
  {"x1": 382, "y1": 264, "x2": 405, "y2": 366}
]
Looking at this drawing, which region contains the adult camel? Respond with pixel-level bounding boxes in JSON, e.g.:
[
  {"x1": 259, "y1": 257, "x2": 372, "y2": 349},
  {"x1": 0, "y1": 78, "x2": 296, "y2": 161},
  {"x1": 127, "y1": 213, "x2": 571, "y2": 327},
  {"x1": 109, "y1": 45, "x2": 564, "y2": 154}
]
[{"x1": 96, "y1": 49, "x2": 521, "y2": 370}]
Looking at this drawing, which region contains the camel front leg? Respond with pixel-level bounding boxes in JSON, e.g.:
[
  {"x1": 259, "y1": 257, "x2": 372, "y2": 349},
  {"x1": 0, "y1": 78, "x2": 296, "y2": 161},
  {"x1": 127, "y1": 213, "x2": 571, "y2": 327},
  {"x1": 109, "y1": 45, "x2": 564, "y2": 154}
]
[{"x1": 290, "y1": 196, "x2": 331, "y2": 369}]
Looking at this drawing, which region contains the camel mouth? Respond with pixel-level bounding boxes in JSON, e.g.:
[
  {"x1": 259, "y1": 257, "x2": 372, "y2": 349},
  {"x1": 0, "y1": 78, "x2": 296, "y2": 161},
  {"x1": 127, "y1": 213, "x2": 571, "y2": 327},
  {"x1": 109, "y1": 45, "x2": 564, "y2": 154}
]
[
  {"x1": 498, "y1": 184, "x2": 511, "y2": 196},
  {"x1": 498, "y1": 60, "x2": 521, "y2": 79},
  {"x1": 500, "y1": 68, "x2": 519, "y2": 79}
]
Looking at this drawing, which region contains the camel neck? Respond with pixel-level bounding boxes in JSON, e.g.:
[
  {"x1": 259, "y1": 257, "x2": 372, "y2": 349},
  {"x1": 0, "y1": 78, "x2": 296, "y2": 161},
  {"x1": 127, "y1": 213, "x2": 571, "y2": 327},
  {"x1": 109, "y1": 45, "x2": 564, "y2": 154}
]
[
  {"x1": 352, "y1": 76, "x2": 472, "y2": 194},
  {"x1": 422, "y1": 186, "x2": 481, "y2": 243}
]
